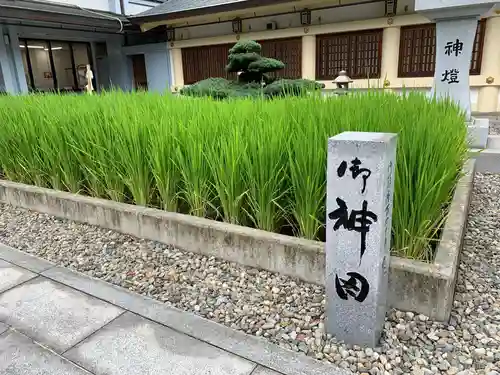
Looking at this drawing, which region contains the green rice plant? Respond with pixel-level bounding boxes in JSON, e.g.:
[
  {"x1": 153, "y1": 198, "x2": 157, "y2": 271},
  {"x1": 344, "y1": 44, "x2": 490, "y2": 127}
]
[
  {"x1": 0, "y1": 89, "x2": 468, "y2": 261},
  {"x1": 285, "y1": 98, "x2": 328, "y2": 239},
  {"x1": 173, "y1": 104, "x2": 214, "y2": 217},
  {"x1": 241, "y1": 101, "x2": 289, "y2": 232},
  {"x1": 104, "y1": 92, "x2": 152, "y2": 206},
  {"x1": 204, "y1": 100, "x2": 249, "y2": 224}
]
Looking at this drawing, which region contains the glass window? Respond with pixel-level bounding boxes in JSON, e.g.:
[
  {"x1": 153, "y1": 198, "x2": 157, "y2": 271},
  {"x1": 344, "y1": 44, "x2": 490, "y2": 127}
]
[
  {"x1": 23, "y1": 40, "x2": 54, "y2": 91},
  {"x1": 72, "y1": 43, "x2": 91, "y2": 90},
  {"x1": 19, "y1": 39, "x2": 93, "y2": 92},
  {"x1": 51, "y1": 41, "x2": 75, "y2": 91}
]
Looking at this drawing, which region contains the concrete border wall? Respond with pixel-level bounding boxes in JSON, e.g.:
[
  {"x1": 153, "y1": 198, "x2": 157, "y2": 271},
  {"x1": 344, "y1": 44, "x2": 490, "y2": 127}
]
[{"x1": 0, "y1": 160, "x2": 475, "y2": 321}]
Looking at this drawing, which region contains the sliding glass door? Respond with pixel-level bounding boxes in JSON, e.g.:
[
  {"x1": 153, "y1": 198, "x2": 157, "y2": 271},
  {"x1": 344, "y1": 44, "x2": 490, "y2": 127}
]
[{"x1": 20, "y1": 38, "x2": 93, "y2": 93}]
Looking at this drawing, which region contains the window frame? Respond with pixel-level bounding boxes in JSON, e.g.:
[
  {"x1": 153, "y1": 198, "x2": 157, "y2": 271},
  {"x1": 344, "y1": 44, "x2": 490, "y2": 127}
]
[
  {"x1": 258, "y1": 37, "x2": 302, "y2": 79},
  {"x1": 19, "y1": 38, "x2": 93, "y2": 93},
  {"x1": 315, "y1": 28, "x2": 384, "y2": 80}
]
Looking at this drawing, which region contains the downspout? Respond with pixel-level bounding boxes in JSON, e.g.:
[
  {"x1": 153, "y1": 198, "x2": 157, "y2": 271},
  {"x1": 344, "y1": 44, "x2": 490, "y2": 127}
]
[{"x1": 119, "y1": 0, "x2": 126, "y2": 15}]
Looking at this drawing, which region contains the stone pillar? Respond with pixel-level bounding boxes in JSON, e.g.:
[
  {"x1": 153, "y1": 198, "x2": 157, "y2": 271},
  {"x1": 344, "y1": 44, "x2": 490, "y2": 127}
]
[
  {"x1": 301, "y1": 35, "x2": 316, "y2": 80},
  {"x1": 326, "y1": 132, "x2": 397, "y2": 347},
  {"x1": 415, "y1": 0, "x2": 496, "y2": 119},
  {"x1": 4, "y1": 26, "x2": 28, "y2": 93},
  {"x1": 0, "y1": 32, "x2": 16, "y2": 93},
  {"x1": 477, "y1": 16, "x2": 500, "y2": 113},
  {"x1": 171, "y1": 47, "x2": 184, "y2": 91},
  {"x1": 380, "y1": 26, "x2": 400, "y2": 89},
  {"x1": 106, "y1": 37, "x2": 133, "y2": 91},
  {"x1": 144, "y1": 47, "x2": 172, "y2": 93},
  {"x1": 432, "y1": 17, "x2": 478, "y2": 119}
]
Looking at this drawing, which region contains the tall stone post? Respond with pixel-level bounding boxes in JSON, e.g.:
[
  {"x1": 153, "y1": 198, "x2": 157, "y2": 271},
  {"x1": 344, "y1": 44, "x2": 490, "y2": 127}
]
[
  {"x1": 415, "y1": 0, "x2": 497, "y2": 120},
  {"x1": 325, "y1": 132, "x2": 397, "y2": 347},
  {"x1": 432, "y1": 17, "x2": 478, "y2": 119}
]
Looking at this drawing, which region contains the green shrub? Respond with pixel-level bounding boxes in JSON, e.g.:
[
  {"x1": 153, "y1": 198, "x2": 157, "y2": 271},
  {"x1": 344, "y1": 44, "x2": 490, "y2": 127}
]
[
  {"x1": 182, "y1": 40, "x2": 323, "y2": 98},
  {"x1": 264, "y1": 79, "x2": 325, "y2": 97},
  {"x1": 0, "y1": 91, "x2": 468, "y2": 261},
  {"x1": 180, "y1": 78, "x2": 263, "y2": 99}
]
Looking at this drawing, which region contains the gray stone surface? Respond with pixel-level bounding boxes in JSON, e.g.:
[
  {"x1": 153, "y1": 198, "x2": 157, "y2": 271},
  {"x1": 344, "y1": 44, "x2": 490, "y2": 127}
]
[
  {"x1": 0, "y1": 321, "x2": 8, "y2": 335},
  {"x1": 326, "y1": 132, "x2": 397, "y2": 347},
  {"x1": 0, "y1": 278, "x2": 123, "y2": 353},
  {"x1": 0, "y1": 330, "x2": 92, "y2": 375},
  {"x1": 0, "y1": 259, "x2": 36, "y2": 293},
  {"x1": 65, "y1": 312, "x2": 256, "y2": 375},
  {"x1": 468, "y1": 118, "x2": 490, "y2": 148},
  {"x1": 42, "y1": 266, "x2": 351, "y2": 375},
  {"x1": 433, "y1": 17, "x2": 477, "y2": 119},
  {"x1": 0, "y1": 244, "x2": 54, "y2": 273},
  {"x1": 252, "y1": 367, "x2": 284, "y2": 375}
]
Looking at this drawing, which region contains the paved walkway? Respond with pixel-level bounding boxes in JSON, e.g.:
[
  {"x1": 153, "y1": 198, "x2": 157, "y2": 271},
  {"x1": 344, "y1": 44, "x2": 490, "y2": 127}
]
[{"x1": 0, "y1": 244, "x2": 349, "y2": 375}]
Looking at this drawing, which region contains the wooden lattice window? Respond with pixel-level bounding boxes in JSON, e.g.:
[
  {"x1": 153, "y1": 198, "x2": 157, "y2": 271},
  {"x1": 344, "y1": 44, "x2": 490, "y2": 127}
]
[
  {"x1": 259, "y1": 37, "x2": 302, "y2": 79},
  {"x1": 316, "y1": 29, "x2": 383, "y2": 80},
  {"x1": 471, "y1": 19, "x2": 486, "y2": 75},
  {"x1": 398, "y1": 20, "x2": 486, "y2": 78},
  {"x1": 182, "y1": 43, "x2": 234, "y2": 84}
]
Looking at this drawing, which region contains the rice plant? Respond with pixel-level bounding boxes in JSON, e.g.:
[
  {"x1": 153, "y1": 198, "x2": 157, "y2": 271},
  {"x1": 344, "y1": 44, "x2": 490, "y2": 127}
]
[{"x1": 0, "y1": 90, "x2": 468, "y2": 261}]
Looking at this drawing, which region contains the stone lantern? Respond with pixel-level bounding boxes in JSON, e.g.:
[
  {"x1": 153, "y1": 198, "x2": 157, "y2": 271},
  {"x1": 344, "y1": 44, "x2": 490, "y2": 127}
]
[{"x1": 333, "y1": 70, "x2": 353, "y2": 96}]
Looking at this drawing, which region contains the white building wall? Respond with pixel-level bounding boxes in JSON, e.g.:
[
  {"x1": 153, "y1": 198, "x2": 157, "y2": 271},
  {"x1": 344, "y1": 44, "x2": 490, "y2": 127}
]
[{"x1": 176, "y1": 1, "x2": 386, "y2": 41}]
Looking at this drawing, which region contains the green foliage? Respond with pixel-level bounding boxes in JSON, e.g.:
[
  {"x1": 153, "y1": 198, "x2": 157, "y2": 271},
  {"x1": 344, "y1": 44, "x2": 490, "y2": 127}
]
[
  {"x1": 180, "y1": 78, "x2": 262, "y2": 99},
  {"x1": 225, "y1": 40, "x2": 284, "y2": 83},
  {"x1": 229, "y1": 40, "x2": 262, "y2": 54},
  {"x1": 182, "y1": 40, "x2": 322, "y2": 98},
  {"x1": 264, "y1": 79, "x2": 325, "y2": 97},
  {"x1": 0, "y1": 91, "x2": 468, "y2": 261},
  {"x1": 225, "y1": 52, "x2": 261, "y2": 73},
  {"x1": 247, "y1": 57, "x2": 285, "y2": 73}
]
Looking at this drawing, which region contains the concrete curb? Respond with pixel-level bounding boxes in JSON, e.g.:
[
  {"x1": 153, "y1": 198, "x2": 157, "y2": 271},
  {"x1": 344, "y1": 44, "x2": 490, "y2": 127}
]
[
  {"x1": 0, "y1": 160, "x2": 475, "y2": 321},
  {"x1": 470, "y1": 148, "x2": 500, "y2": 173},
  {"x1": 0, "y1": 244, "x2": 351, "y2": 375}
]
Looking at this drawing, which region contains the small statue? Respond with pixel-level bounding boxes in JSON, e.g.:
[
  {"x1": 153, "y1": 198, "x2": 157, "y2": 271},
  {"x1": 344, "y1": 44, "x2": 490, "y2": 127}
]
[{"x1": 85, "y1": 64, "x2": 94, "y2": 94}]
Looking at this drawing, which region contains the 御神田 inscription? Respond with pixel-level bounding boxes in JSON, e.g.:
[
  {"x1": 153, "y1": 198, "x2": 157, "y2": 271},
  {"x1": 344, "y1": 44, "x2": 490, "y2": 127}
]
[{"x1": 326, "y1": 132, "x2": 397, "y2": 346}]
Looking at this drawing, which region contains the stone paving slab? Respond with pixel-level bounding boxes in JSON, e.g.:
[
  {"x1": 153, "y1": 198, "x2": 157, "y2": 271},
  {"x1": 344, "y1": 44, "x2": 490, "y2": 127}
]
[
  {"x1": 42, "y1": 266, "x2": 351, "y2": 375},
  {"x1": 0, "y1": 329, "x2": 92, "y2": 375},
  {"x1": 0, "y1": 259, "x2": 36, "y2": 293},
  {"x1": 0, "y1": 277, "x2": 124, "y2": 353},
  {"x1": 0, "y1": 244, "x2": 54, "y2": 273},
  {"x1": 0, "y1": 243, "x2": 352, "y2": 375},
  {"x1": 252, "y1": 366, "x2": 284, "y2": 375},
  {"x1": 66, "y1": 312, "x2": 256, "y2": 375}
]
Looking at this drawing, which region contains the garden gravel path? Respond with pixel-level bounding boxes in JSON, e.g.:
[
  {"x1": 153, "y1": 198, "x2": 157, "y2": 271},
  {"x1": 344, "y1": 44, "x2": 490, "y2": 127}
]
[{"x1": 0, "y1": 173, "x2": 499, "y2": 375}]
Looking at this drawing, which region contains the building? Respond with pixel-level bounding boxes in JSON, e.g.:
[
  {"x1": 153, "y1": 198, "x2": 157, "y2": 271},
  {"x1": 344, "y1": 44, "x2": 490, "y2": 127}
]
[
  {"x1": 0, "y1": 0, "x2": 171, "y2": 93},
  {"x1": 1, "y1": 0, "x2": 500, "y2": 113}
]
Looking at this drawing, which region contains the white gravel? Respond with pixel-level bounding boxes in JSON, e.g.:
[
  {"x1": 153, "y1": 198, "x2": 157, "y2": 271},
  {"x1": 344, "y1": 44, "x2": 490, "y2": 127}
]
[
  {"x1": 0, "y1": 173, "x2": 499, "y2": 375},
  {"x1": 489, "y1": 120, "x2": 500, "y2": 135}
]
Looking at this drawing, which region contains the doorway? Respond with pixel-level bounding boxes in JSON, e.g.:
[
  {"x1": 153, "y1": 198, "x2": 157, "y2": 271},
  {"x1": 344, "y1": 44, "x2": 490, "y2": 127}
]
[{"x1": 131, "y1": 54, "x2": 147, "y2": 90}]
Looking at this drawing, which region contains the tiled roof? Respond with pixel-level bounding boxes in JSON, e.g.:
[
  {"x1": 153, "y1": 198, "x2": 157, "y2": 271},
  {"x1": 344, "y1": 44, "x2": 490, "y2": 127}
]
[{"x1": 130, "y1": 0, "x2": 290, "y2": 21}]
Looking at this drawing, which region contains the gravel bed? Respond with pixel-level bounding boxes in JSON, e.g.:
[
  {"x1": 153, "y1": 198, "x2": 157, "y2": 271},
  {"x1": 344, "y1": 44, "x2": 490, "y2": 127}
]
[
  {"x1": 490, "y1": 122, "x2": 500, "y2": 135},
  {"x1": 0, "y1": 173, "x2": 499, "y2": 375}
]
